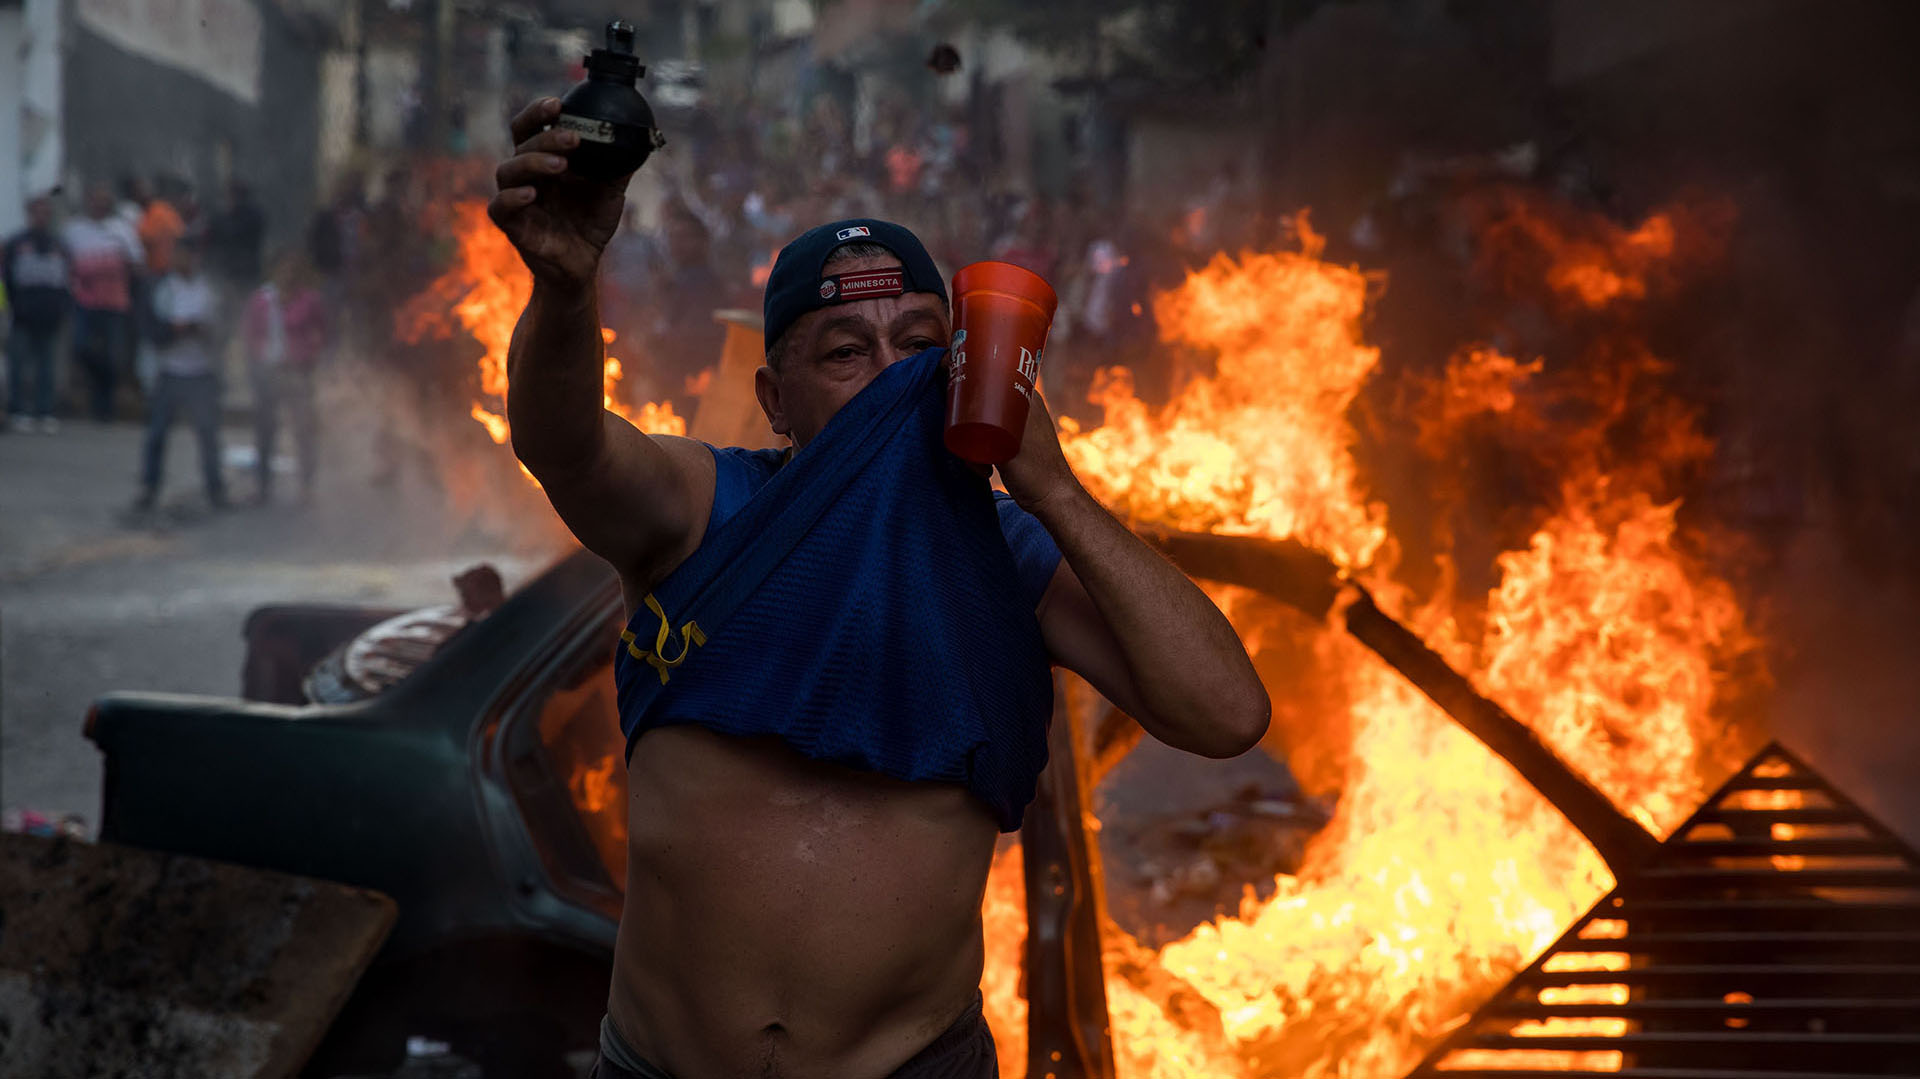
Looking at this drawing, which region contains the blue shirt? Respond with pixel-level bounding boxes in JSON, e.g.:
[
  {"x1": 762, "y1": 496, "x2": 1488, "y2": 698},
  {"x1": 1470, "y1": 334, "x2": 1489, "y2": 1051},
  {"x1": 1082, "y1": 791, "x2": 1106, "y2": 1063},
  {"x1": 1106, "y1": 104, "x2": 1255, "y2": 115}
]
[
  {"x1": 614, "y1": 349, "x2": 1065, "y2": 831},
  {"x1": 707, "y1": 445, "x2": 1063, "y2": 608}
]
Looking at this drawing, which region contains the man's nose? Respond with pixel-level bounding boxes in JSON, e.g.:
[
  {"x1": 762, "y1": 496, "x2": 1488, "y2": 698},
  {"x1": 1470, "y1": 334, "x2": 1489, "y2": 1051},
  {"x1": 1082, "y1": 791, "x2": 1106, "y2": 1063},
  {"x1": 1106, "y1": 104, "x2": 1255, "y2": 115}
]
[{"x1": 875, "y1": 342, "x2": 912, "y2": 369}]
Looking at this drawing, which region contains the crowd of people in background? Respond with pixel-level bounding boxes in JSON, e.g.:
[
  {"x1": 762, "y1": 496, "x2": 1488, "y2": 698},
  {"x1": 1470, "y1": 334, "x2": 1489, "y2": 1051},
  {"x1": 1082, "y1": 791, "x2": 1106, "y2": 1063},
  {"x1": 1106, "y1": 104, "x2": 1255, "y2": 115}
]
[
  {"x1": 1, "y1": 172, "x2": 327, "y2": 512},
  {"x1": 19, "y1": 83, "x2": 1875, "y2": 565},
  {"x1": 0, "y1": 77, "x2": 1290, "y2": 523},
  {"x1": 280, "y1": 90, "x2": 1252, "y2": 441},
  {"x1": 197, "y1": 89, "x2": 1266, "y2": 518},
  {"x1": 574, "y1": 94, "x2": 1251, "y2": 424}
]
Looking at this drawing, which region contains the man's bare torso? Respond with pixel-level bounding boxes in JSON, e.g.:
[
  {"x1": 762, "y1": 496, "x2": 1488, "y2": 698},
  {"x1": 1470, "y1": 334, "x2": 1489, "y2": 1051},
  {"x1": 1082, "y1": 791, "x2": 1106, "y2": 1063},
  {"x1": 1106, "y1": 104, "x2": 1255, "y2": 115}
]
[{"x1": 610, "y1": 722, "x2": 999, "y2": 1079}]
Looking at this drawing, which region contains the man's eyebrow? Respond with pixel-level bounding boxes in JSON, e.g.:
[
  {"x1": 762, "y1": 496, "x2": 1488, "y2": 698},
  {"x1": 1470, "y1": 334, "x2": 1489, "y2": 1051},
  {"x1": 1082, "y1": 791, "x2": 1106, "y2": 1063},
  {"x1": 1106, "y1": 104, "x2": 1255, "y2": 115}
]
[
  {"x1": 888, "y1": 308, "x2": 945, "y2": 335},
  {"x1": 813, "y1": 314, "x2": 877, "y2": 342}
]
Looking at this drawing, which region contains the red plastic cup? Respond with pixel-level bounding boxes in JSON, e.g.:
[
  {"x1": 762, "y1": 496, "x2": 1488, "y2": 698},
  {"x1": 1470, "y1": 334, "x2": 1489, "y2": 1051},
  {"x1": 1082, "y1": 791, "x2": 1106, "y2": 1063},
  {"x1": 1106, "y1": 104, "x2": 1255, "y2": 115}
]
[{"x1": 945, "y1": 261, "x2": 1058, "y2": 465}]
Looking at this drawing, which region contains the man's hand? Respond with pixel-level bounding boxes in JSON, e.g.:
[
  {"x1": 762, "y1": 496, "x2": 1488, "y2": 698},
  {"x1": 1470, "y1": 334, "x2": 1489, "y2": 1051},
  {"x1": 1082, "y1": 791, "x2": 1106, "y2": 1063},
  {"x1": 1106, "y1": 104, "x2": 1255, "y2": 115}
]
[
  {"x1": 489, "y1": 97, "x2": 631, "y2": 289},
  {"x1": 996, "y1": 387, "x2": 1081, "y2": 513}
]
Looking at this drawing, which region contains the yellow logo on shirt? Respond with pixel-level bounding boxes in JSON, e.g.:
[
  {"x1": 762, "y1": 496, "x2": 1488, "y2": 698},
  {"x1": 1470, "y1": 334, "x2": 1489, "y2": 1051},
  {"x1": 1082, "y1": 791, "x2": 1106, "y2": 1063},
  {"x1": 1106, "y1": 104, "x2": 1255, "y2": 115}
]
[{"x1": 621, "y1": 593, "x2": 707, "y2": 684}]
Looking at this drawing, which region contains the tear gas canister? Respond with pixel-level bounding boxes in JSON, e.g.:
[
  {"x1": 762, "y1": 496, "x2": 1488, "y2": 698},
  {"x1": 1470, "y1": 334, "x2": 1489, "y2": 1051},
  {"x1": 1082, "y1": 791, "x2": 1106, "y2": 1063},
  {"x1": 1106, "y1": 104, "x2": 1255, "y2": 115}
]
[{"x1": 555, "y1": 20, "x2": 665, "y2": 180}]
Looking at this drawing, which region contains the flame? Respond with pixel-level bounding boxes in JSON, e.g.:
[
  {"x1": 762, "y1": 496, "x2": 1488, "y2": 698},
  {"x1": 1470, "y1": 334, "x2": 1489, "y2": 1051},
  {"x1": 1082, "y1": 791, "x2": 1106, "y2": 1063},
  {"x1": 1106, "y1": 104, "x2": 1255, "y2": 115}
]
[
  {"x1": 435, "y1": 188, "x2": 1763, "y2": 1077},
  {"x1": 983, "y1": 844, "x2": 1031, "y2": 1078},
  {"x1": 399, "y1": 201, "x2": 685, "y2": 471},
  {"x1": 984, "y1": 203, "x2": 1763, "y2": 1078},
  {"x1": 572, "y1": 753, "x2": 620, "y2": 816},
  {"x1": 1466, "y1": 190, "x2": 1728, "y2": 313},
  {"x1": 1059, "y1": 218, "x2": 1389, "y2": 569},
  {"x1": 1544, "y1": 213, "x2": 1673, "y2": 308}
]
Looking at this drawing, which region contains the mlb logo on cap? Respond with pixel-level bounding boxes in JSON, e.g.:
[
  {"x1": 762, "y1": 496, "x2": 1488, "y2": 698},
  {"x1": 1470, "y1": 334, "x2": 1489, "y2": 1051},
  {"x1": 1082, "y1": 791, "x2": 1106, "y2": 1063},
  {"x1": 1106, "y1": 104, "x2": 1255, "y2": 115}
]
[{"x1": 835, "y1": 225, "x2": 873, "y2": 242}]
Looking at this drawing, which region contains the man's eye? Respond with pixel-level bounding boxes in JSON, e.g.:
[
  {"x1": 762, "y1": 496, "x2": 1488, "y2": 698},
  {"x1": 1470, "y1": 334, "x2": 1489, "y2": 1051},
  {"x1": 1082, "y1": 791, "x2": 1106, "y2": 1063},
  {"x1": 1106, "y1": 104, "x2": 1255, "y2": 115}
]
[
  {"x1": 905, "y1": 338, "x2": 937, "y2": 352},
  {"x1": 828, "y1": 346, "x2": 861, "y2": 361}
]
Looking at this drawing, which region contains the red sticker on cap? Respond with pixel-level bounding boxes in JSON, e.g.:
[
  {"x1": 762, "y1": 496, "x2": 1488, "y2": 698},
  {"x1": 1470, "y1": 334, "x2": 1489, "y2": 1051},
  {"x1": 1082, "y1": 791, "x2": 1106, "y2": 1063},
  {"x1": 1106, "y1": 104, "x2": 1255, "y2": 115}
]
[{"x1": 834, "y1": 270, "x2": 905, "y2": 300}]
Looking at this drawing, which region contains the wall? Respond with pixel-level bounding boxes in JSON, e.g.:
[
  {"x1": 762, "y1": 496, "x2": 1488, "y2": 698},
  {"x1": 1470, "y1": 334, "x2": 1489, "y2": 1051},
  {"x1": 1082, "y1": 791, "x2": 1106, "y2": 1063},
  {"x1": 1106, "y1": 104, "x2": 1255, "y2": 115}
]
[
  {"x1": 0, "y1": 4, "x2": 23, "y2": 238},
  {"x1": 1550, "y1": 0, "x2": 1797, "y2": 86},
  {"x1": 62, "y1": 0, "x2": 323, "y2": 260},
  {"x1": 0, "y1": 0, "x2": 64, "y2": 237}
]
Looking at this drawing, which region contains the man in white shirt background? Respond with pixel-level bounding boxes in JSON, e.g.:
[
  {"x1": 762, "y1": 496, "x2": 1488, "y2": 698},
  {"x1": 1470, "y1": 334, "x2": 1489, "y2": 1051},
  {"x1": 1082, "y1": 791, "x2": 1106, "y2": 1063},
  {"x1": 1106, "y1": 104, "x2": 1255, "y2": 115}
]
[
  {"x1": 63, "y1": 181, "x2": 145, "y2": 421},
  {"x1": 136, "y1": 241, "x2": 228, "y2": 512}
]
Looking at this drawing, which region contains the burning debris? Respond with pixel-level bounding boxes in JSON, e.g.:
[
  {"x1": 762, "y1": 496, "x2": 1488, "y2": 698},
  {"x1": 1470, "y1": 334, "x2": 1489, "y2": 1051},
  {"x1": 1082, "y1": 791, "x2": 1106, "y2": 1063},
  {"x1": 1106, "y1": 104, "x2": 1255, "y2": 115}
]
[
  {"x1": 403, "y1": 166, "x2": 1770, "y2": 1077},
  {"x1": 980, "y1": 199, "x2": 1765, "y2": 1077},
  {"x1": 1408, "y1": 742, "x2": 1920, "y2": 1077}
]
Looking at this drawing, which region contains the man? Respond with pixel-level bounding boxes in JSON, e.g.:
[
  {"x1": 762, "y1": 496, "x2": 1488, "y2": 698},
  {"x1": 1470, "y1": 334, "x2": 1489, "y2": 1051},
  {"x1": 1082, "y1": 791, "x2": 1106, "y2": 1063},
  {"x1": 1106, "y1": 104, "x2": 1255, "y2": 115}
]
[
  {"x1": 207, "y1": 180, "x2": 266, "y2": 287},
  {"x1": 242, "y1": 252, "x2": 330, "y2": 504},
  {"x1": 65, "y1": 181, "x2": 145, "y2": 420},
  {"x1": 136, "y1": 242, "x2": 227, "y2": 512},
  {"x1": 490, "y1": 96, "x2": 1269, "y2": 1079},
  {"x1": 3, "y1": 195, "x2": 71, "y2": 431},
  {"x1": 643, "y1": 202, "x2": 732, "y2": 410},
  {"x1": 137, "y1": 176, "x2": 188, "y2": 276}
]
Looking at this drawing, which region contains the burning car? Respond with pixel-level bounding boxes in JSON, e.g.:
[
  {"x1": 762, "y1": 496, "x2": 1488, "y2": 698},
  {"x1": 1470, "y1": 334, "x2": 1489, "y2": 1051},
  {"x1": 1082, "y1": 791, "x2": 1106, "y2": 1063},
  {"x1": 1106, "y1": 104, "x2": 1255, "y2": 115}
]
[{"x1": 86, "y1": 552, "x2": 632, "y2": 1077}]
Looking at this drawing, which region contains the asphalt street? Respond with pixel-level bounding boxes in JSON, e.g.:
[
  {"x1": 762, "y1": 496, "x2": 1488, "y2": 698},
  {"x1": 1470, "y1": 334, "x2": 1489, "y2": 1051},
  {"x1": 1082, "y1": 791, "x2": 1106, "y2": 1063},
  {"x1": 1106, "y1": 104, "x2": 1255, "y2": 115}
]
[
  {"x1": 0, "y1": 407, "x2": 1305, "y2": 852},
  {"x1": 0, "y1": 416, "x2": 556, "y2": 827},
  {"x1": 2, "y1": 412, "x2": 1915, "y2": 854}
]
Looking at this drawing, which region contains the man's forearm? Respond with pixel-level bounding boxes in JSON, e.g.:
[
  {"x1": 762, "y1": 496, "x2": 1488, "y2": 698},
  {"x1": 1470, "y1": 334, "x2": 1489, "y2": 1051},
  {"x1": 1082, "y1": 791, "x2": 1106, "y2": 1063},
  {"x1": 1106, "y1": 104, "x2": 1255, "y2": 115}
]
[
  {"x1": 1029, "y1": 481, "x2": 1270, "y2": 756},
  {"x1": 506, "y1": 280, "x2": 607, "y2": 474}
]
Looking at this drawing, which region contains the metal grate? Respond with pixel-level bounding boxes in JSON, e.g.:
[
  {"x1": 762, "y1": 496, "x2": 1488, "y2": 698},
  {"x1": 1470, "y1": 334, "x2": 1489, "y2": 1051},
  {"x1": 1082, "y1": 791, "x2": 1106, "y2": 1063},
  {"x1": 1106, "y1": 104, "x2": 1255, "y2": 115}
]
[{"x1": 1404, "y1": 742, "x2": 1920, "y2": 1079}]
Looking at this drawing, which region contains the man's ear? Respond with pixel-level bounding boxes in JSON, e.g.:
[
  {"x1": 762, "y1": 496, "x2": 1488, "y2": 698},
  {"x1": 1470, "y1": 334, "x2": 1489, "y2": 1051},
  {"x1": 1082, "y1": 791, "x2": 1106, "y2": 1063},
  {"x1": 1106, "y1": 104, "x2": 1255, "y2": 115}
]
[{"x1": 754, "y1": 365, "x2": 790, "y2": 437}]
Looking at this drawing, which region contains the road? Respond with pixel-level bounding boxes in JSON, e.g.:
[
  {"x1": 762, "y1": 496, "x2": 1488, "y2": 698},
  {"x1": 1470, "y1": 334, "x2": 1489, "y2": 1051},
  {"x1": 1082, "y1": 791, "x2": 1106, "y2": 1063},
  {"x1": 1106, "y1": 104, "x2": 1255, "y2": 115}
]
[
  {"x1": 0, "y1": 415, "x2": 559, "y2": 827},
  {"x1": 3, "y1": 410, "x2": 1915, "y2": 860}
]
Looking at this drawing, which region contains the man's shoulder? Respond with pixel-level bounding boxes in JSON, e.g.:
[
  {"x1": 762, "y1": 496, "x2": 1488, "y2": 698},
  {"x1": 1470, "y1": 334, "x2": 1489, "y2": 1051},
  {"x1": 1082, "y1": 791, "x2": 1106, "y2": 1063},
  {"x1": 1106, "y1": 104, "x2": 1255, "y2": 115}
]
[{"x1": 711, "y1": 444, "x2": 787, "y2": 474}]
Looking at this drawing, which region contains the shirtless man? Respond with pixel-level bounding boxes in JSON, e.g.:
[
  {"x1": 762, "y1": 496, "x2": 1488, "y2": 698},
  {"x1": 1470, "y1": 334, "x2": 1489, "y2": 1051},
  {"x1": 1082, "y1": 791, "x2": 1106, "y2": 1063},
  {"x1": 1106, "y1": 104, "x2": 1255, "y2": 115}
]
[{"x1": 491, "y1": 97, "x2": 1270, "y2": 1079}]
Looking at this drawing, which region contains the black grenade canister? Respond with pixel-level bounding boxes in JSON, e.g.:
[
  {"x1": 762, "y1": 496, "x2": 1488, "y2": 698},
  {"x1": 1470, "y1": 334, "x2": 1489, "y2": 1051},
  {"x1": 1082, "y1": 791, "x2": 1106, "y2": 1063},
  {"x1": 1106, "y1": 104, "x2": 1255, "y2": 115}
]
[{"x1": 555, "y1": 20, "x2": 666, "y2": 180}]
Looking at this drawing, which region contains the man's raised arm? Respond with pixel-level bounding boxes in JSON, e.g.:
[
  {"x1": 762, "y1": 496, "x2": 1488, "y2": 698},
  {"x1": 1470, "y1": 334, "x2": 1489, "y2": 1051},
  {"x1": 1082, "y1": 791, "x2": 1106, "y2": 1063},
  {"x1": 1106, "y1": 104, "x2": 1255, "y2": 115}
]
[{"x1": 490, "y1": 97, "x2": 708, "y2": 580}]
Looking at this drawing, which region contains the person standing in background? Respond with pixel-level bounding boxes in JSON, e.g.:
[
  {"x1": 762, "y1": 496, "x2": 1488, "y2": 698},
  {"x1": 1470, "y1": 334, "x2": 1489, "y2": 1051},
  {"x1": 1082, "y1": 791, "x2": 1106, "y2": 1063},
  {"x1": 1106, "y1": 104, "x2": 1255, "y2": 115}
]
[
  {"x1": 243, "y1": 252, "x2": 329, "y2": 505},
  {"x1": 65, "y1": 181, "x2": 144, "y2": 421},
  {"x1": 172, "y1": 178, "x2": 207, "y2": 258},
  {"x1": 138, "y1": 176, "x2": 187, "y2": 275},
  {"x1": 115, "y1": 174, "x2": 150, "y2": 232},
  {"x1": 3, "y1": 195, "x2": 72, "y2": 432},
  {"x1": 208, "y1": 181, "x2": 266, "y2": 287},
  {"x1": 133, "y1": 177, "x2": 188, "y2": 393},
  {"x1": 640, "y1": 202, "x2": 731, "y2": 412},
  {"x1": 208, "y1": 179, "x2": 267, "y2": 353},
  {"x1": 136, "y1": 242, "x2": 227, "y2": 512}
]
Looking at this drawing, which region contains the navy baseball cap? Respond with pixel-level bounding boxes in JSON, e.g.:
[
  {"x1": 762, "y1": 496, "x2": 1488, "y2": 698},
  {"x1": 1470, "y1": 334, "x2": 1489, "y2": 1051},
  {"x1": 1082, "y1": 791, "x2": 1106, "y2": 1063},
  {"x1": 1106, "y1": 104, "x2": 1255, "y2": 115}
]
[{"x1": 762, "y1": 219, "x2": 947, "y2": 351}]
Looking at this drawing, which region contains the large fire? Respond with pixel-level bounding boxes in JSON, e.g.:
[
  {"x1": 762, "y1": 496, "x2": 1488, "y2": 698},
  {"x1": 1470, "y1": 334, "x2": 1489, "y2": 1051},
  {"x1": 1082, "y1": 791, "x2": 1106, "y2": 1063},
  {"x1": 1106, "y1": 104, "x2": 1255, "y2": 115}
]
[
  {"x1": 413, "y1": 191, "x2": 1762, "y2": 1078},
  {"x1": 981, "y1": 204, "x2": 1760, "y2": 1078},
  {"x1": 399, "y1": 200, "x2": 685, "y2": 463}
]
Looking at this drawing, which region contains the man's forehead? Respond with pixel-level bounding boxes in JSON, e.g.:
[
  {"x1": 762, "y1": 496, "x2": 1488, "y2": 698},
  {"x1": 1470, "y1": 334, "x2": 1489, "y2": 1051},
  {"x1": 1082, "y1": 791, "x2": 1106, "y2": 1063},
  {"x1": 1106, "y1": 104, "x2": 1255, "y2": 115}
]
[
  {"x1": 796, "y1": 254, "x2": 946, "y2": 335},
  {"x1": 808, "y1": 293, "x2": 947, "y2": 332},
  {"x1": 799, "y1": 292, "x2": 946, "y2": 340}
]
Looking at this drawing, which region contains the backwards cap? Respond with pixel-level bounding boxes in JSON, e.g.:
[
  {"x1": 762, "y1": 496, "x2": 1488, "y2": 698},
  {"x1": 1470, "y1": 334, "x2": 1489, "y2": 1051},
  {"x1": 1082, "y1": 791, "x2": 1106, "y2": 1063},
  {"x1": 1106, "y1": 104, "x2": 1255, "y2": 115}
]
[{"x1": 762, "y1": 219, "x2": 947, "y2": 350}]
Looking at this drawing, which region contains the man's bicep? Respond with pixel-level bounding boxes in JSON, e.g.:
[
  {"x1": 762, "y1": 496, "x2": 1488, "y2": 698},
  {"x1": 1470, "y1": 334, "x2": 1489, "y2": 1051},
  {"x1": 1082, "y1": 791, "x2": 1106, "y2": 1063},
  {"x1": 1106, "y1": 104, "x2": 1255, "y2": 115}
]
[
  {"x1": 536, "y1": 415, "x2": 712, "y2": 573},
  {"x1": 1036, "y1": 561, "x2": 1152, "y2": 723}
]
